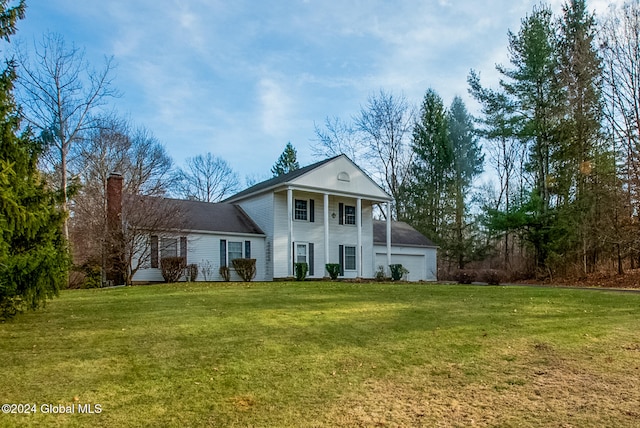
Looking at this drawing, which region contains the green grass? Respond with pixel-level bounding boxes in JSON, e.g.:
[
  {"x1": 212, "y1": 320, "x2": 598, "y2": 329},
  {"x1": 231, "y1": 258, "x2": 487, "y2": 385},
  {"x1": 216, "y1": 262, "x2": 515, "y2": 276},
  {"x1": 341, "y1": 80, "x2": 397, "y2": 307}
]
[{"x1": 1, "y1": 282, "x2": 640, "y2": 427}]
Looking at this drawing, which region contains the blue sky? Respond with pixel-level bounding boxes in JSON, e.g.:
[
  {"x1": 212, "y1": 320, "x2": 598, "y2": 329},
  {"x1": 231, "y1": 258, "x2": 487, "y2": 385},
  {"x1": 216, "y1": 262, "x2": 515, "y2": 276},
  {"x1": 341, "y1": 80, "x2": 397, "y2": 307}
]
[{"x1": 15, "y1": 0, "x2": 618, "y2": 183}]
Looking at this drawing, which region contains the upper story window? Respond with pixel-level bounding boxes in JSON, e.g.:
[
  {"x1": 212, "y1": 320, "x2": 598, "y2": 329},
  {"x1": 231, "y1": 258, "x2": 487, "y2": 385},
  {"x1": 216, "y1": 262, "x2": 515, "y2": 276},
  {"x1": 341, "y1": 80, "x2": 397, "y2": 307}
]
[
  {"x1": 339, "y1": 203, "x2": 357, "y2": 225},
  {"x1": 344, "y1": 205, "x2": 356, "y2": 225},
  {"x1": 293, "y1": 198, "x2": 315, "y2": 222},
  {"x1": 294, "y1": 199, "x2": 307, "y2": 220}
]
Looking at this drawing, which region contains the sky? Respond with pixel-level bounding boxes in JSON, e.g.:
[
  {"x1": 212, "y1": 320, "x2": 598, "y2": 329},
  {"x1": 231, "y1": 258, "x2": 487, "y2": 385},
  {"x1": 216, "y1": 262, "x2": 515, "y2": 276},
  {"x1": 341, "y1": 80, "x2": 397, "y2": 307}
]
[{"x1": 14, "y1": 0, "x2": 622, "y2": 184}]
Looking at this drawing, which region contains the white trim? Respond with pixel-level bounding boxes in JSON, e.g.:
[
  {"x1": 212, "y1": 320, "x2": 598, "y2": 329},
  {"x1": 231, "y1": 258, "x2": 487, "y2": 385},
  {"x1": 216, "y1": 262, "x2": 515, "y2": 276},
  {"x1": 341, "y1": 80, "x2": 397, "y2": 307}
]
[
  {"x1": 324, "y1": 193, "x2": 329, "y2": 272},
  {"x1": 356, "y1": 198, "x2": 362, "y2": 277},
  {"x1": 386, "y1": 202, "x2": 392, "y2": 273},
  {"x1": 287, "y1": 188, "x2": 293, "y2": 276}
]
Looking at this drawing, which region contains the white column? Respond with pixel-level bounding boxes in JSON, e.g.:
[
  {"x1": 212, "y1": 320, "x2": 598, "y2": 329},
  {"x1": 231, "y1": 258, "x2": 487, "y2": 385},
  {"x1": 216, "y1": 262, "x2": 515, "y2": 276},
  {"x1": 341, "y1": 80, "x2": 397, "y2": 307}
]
[
  {"x1": 287, "y1": 188, "x2": 293, "y2": 276},
  {"x1": 356, "y1": 197, "x2": 362, "y2": 277},
  {"x1": 386, "y1": 202, "x2": 392, "y2": 273},
  {"x1": 324, "y1": 193, "x2": 330, "y2": 274}
]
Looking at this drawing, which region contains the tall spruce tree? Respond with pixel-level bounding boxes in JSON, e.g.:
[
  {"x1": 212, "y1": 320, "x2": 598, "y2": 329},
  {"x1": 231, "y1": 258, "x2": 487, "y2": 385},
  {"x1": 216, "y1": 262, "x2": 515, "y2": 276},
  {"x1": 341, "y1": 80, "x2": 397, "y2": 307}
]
[
  {"x1": 0, "y1": 1, "x2": 69, "y2": 318},
  {"x1": 448, "y1": 97, "x2": 484, "y2": 269},
  {"x1": 271, "y1": 142, "x2": 299, "y2": 177},
  {"x1": 401, "y1": 89, "x2": 452, "y2": 246}
]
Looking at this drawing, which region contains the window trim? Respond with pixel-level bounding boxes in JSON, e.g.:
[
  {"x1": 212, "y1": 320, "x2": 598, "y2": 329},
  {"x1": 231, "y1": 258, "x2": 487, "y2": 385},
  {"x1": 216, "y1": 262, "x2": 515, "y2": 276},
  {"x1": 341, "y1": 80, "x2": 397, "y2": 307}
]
[
  {"x1": 293, "y1": 198, "x2": 315, "y2": 222},
  {"x1": 344, "y1": 245, "x2": 357, "y2": 271},
  {"x1": 294, "y1": 199, "x2": 308, "y2": 221}
]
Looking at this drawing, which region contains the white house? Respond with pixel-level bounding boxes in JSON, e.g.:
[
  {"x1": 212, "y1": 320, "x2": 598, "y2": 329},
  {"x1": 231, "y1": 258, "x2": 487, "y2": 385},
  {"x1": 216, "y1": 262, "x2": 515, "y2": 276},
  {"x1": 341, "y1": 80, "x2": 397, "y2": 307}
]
[{"x1": 114, "y1": 155, "x2": 437, "y2": 282}]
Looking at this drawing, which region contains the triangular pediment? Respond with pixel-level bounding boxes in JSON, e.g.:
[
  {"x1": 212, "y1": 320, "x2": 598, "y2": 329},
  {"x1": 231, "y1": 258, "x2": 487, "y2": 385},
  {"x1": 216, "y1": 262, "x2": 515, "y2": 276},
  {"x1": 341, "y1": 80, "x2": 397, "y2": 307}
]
[{"x1": 288, "y1": 155, "x2": 391, "y2": 201}]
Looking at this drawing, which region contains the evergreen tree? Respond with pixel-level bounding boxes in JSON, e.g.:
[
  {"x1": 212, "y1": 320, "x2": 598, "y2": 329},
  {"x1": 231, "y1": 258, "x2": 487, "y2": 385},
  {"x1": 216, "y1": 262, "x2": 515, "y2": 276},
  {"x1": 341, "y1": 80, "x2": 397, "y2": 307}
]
[
  {"x1": 402, "y1": 89, "x2": 452, "y2": 246},
  {"x1": 0, "y1": 1, "x2": 69, "y2": 318},
  {"x1": 448, "y1": 97, "x2": 484, "y2": 269},
  {"x1": 271, "y1": 142, "x2": 299, "y2": 177}
]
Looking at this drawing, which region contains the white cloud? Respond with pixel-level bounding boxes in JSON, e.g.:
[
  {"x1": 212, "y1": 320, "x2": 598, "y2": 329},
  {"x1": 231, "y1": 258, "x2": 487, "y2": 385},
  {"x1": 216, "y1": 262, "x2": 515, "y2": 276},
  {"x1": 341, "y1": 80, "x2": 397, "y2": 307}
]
[{"x1": 258, "y1": 77, "x2": 294, "y2": 138}]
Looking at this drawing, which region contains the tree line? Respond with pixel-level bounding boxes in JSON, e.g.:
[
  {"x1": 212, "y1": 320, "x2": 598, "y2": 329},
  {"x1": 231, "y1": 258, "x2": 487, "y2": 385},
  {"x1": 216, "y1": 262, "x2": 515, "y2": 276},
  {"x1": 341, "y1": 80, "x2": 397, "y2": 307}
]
[{"x1": 2, "y1": 0, "x2": 640, "y2": 317}]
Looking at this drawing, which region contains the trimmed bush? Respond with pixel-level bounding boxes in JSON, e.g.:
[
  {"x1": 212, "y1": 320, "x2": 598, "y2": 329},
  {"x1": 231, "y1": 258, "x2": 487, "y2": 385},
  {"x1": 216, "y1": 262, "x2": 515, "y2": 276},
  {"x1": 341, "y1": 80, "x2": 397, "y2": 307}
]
[
  {"x1": 186, "y1": 264, "x2": 198, "y2": 282},
  {"x1": 219, "y1": 266, "x2": 231, "y2": 282},
  {"x1": 454, "y1": 269, "x2": 476, "y2": 284},
  {"x1": 295, "y1": 262, "x2": 308, "y2": 281},
  {"x1": 161, "y1": 257, "x2": 187, "y2": 283},
  {"x1": 482, "y1": 269, "x2": 503, "y2": 285},
  {"x1": 389, "y1": 264, "x2": 408, "y2": 281},
  {"x1": 325, "y1": 263, "x2": 340, "y2": 280},
  {"x1": 375, "y1": 265, "x2": 387, "y2": 281},
  {"x1": 232, "y1": 258, "x2": 257, "y2": 282}
]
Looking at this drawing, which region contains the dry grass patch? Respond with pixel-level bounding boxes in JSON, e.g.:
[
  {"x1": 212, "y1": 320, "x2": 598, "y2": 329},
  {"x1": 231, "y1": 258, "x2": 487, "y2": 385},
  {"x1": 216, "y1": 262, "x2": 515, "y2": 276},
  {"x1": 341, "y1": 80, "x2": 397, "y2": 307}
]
[{"x1": 326, "y1": 340, "x2": 640, "y2": 427}]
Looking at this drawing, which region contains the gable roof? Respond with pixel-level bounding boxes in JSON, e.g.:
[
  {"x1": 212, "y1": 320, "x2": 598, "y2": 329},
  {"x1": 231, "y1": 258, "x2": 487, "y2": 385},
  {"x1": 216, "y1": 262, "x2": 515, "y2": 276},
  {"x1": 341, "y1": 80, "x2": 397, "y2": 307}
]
[
  {"x1": 373, "y1": 220, "x2": 437, "y2": 248},
  {"x1": 132, "y1": 196, "x2": 264, "y2": 235},
  {"x1": 225, "y1": 154, "x2": 391, "y2": 202}
]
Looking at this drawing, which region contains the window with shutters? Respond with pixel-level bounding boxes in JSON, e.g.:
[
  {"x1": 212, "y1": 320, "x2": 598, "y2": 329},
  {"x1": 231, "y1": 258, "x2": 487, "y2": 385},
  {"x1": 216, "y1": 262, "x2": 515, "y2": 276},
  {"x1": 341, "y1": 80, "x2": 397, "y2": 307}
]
[
  {"x1": 294, "y1": 199, "x2": 315, "y2": 222},
  {"x1": 344, "y1": 246, "x2": 356, "y2": 270},
  {"x1": 228, "y1": 241, "x2": 243, "y2": 263}
]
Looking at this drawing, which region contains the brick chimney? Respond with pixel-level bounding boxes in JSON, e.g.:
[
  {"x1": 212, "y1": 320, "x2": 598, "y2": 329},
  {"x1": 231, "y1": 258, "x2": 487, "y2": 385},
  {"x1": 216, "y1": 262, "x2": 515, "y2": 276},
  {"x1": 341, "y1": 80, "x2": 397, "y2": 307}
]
[
  {"x1": 106, "y1": 173, "x2": 123, "y2": 230},
  {"x1": 106, "y1": 173, "x2": 124, "y2": 285}
]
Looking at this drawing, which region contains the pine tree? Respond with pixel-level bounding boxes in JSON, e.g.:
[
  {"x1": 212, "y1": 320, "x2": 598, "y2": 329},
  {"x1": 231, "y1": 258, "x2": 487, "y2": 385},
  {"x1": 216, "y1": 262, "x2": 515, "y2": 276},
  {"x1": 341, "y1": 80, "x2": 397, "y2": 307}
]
[
  {"x1": 448, "y1": 97, "x2": 484, "y2": 269},
  {"x1": 271, "y1": 142, "x2": 299, "y2": 177},
  {"x1": 402, "y1": 89, "x2": 452, "y2": 246},
  {"x1": 0, "y1": 1, "x2": 69, "y2": 318}
]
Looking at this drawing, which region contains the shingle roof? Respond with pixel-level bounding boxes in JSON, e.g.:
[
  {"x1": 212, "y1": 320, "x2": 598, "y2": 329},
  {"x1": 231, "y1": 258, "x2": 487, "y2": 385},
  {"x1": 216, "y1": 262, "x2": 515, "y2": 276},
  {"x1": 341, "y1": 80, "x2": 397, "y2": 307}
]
[
  {"x1": 133, "y1": 196, "x2": 264, "y2": 235},
  {"x1": 373, "y1": 220, "x2": 437, "y2": 248},
  {"x1": 223, "y1": 155, "x2": 341, "y2": 201}
]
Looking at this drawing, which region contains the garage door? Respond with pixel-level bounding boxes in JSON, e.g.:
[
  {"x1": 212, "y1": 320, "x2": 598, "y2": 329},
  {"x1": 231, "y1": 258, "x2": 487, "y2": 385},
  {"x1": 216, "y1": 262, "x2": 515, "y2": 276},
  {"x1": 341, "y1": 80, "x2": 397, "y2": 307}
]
[{"x1": 375, "y1": 253, "x2": 426, "y2": 281}]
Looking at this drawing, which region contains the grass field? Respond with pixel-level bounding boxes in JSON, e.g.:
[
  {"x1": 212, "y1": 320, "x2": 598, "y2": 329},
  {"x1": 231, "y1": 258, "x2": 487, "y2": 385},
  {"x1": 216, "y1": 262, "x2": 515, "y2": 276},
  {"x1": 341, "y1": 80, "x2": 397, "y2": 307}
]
[{"x1": 1, "y1": 281, "x2": 639, "y2": 427}]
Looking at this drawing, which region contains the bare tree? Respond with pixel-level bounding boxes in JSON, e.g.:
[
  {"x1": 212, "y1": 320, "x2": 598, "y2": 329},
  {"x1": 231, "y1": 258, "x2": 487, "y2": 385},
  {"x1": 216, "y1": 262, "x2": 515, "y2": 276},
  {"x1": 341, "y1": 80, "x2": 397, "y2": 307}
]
[
  {"x1": 69, "y1": 116, "x2": 174, "y2": 285},
  {"x1": 355, "y1": 90, "x2": 414, "y2": 218},
  {"x1": 15, "y1": 32, "x2": 118, "y2": 241},
  {"x1": 600, "y1": 1, "x2": 640, "y2": 270},
  {"x1": 312, "y1": 90, "x2": 414, "y2": 218},
  {"x1": 117, "y1": 195, "x2": 186, "y2": 285},
  {"x1": 174, "y1": 152, "x2": 240, "y2": 202},
  {"x1": 312, "y1": 116, "x2": 364, "y2": 164}
]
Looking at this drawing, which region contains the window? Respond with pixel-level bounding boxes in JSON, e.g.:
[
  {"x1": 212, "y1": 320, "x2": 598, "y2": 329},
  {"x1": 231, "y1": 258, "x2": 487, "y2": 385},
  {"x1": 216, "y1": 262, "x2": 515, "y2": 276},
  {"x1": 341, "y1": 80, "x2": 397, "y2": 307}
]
[
  {"x1": 338, "y1": 203, "x2": 356, "y2": 225},
  {"x1": 296, "y1": 243, "x2": 307, "y2": 264},
  {"x1": 294, "y1": 199, "x2": 307, "y2": 220},
  {"x1": 228, "y1": 241, "x2": 243, "y2": 263},
  {"x1": 344, "y1": 246, "x2": 356, "y2": 270},
  {"x1": 294, "y1": 242, "x2": 314, "y2": 276},
  {"x1": 161, "y1": 238, "x2": 177, "y2": 259},
  {"x1": 344, "y1": 205, "x2": 356, "y2": 225},
  {"x1": 294, "y1": 199, "x2": 314, "y2": 222}
]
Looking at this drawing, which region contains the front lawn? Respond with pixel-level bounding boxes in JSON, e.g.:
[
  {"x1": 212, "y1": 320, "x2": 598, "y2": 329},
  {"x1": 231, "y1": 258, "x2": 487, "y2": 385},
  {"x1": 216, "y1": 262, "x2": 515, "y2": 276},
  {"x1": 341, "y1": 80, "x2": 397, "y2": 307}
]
[{"x1": 1, "y1": 282, "x2": 639, "y2": 427}]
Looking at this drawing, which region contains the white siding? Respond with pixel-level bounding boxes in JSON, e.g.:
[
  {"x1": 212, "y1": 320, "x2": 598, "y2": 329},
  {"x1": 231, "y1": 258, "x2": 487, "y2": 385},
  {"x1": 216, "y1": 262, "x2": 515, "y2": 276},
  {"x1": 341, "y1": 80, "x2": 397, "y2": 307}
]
[
  {"x1": 374, "y1": 245, "x2": 438, "y2": 281},
  {"x1": 132, "y1": 232, "x2": 266, "y2": 283},
  {"x1": 271, "y1": 190, "x2": 376, "y2": 279},
  {"x1": 236, "y1": 193, "x2": 274, "y2": 280}
]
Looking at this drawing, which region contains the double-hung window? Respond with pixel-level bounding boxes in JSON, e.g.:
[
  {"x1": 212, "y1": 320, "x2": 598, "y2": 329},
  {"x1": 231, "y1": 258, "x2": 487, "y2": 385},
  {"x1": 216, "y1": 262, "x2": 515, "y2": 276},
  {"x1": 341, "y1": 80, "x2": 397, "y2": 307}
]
[
  {"x1": 344, "y1": 205, "x2": 356, "y2": 225},
  {"x1": 294, "y1": 199, "x2": 308, "y2": 220},
  {"x1": 228, "y1": 241, "x2": 243, "y2": 263},
  {"x1": 344, "y1": 246, "x2": 356, "y2": 270}
]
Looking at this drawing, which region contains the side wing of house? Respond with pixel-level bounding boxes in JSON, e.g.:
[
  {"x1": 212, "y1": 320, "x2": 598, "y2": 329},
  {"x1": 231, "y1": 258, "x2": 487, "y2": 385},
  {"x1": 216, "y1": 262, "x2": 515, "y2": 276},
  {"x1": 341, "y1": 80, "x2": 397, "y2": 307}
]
[
  {"x1": 373, "y1": 220, "x2": 438, "y2": 281},
  {"x1": 132, "y1": 231, "x2": 267, "y2": 282}
]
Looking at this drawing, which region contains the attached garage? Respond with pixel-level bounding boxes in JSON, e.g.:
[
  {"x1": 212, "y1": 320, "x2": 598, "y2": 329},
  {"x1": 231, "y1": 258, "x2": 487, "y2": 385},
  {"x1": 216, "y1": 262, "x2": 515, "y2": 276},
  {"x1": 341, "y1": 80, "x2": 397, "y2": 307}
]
[{"x1": 373, "y1": 221, "x2": 438, "y2": 281}]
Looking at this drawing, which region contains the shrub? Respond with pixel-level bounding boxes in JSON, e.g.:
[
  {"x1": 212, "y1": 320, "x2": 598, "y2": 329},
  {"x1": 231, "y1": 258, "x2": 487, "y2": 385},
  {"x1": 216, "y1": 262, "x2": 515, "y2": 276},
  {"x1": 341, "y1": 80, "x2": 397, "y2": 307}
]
[
  {"x1": 219, "y1": 265, "x2": 231, "y2": 282},
  {"x1": 186, "y1": 264, "x2": 198, "y2": 282},
  {"x1": 200, "y1": 260, "x2": 213, "y2": 281},
  {"x1": 325, "y1": 263, "x2": 340, "y2": 280},
  {"x1": 454, "y1": 269, "x2": 476, "y2": 284},
  {"x1": 295, "y1": 262, "x2": 308, "y2": 281},
  {"x1": 160, "y1": 257, "x2": 186, "y2": 283},
  {"x1": 375, "y1": 265, "x2": 387, "y2": 281},
  {"x1": 389, "y1": 264, "x2": 409, "y2": 281},
  {"x1": 482, "y1": 269, "x2": 503, "y2": 285},
  {"x1": 232, "y1": 258, "x2": 257, "y2": 282}
]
